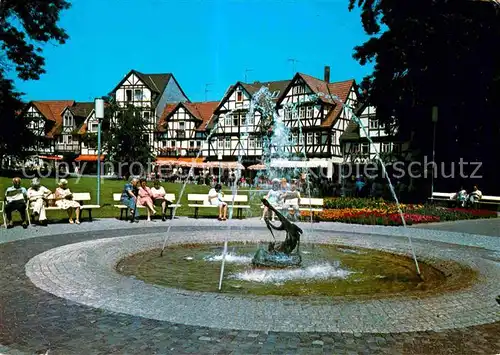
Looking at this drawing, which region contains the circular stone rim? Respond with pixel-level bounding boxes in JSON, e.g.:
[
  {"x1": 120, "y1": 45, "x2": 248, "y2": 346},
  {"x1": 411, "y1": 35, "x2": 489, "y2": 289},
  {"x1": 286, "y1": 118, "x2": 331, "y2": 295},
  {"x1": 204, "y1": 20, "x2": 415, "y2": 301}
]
[{"x1": 25, "y1": 228, "x2": 500, "y2": 333}]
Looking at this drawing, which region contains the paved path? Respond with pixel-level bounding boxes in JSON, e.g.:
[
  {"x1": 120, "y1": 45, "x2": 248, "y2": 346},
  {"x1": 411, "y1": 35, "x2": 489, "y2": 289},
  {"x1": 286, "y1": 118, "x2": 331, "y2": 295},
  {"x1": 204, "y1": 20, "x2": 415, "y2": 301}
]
[
  {"x1": 412, "y1": 218, "x2": 500, "y2": 237},
  {"x1": 1, "y1": 218, "x2": 500, "y2": 354}
]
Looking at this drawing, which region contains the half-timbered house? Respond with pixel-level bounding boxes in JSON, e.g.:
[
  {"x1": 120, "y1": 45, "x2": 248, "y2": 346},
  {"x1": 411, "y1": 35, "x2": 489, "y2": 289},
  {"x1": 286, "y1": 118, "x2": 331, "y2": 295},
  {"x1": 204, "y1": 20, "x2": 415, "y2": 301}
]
[
  {"x1": 206, "y1": 79, "x2": 290, "y2": 163},
  {"x1": 156, "y1": 101, "x2": 218, "y2": 160},
  {"x1": 109, "y1": 70, "x2": 190, "y2": 148},
  {"x1": 340, "y1": 105, "x2": 410, "y2": 164},
  {"x1": 22, "y1": 100, "x2": 75, "y2": 157},
  {"x1": 56, "y1": 102, "x2": 94, "y2": 155},
  {"x1": 275, "y1": 66, "x2": 358, "y2": 164}
]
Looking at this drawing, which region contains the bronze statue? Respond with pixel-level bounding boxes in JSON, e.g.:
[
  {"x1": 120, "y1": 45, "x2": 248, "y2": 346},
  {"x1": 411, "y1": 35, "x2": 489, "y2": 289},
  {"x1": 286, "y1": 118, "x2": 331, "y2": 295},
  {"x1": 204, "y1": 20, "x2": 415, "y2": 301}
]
[{"x1": 252, "y1": 198, "x2": 303, "y2": 268}]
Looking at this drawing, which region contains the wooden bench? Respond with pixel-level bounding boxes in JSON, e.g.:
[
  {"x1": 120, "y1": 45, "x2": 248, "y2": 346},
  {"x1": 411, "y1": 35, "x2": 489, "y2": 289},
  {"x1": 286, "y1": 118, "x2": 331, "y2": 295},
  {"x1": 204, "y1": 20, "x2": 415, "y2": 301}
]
[
  {"x1": 113, "y1": 193, "x2": 181, "y2": 220},
  {"x1": 40, "y1": 192, "x2": 100, "y2": 222},
  {"x1": 187, "y1": 193, "x2": 250, "y2": 219},
  {"x1": 429, "y1": 192, "x2": 500, "y2": 209},
  {"x1": 261, "y1": 198, "x2": 324, "y2": 213}
]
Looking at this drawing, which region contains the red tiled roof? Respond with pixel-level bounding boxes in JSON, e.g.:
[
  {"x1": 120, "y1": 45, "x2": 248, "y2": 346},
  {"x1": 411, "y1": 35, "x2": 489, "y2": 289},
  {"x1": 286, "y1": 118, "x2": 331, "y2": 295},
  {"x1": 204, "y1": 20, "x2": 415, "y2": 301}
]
[
  {"x1": 157, "y1": 101, "x2": 218, "y2": 133},
  {"x1": 157, "y1": 103, "x2": 178, "y2": 132},
  {"x1": 184, "y1": 101, "x2": 218, "y2": 131},
  {"x1": 31, "y1": 100, "x2": 75, "y2": 138}
]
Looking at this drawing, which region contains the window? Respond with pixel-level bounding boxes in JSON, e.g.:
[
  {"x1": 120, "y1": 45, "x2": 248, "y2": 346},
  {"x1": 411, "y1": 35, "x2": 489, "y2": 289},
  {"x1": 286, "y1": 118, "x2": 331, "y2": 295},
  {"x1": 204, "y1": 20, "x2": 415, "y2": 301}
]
[
  {"x1": 64, "y1": 114, "x2": 73, "y2": 127},
  {"x1": 352, "y1": 143, "x2": 360, "y2": 153},
  {"x1": 255, "y1": 139, "x2": 262, "y2": 148},
  {"x1": 298, "y1": 134, "x2": 304, "y2": 145},
  {"x1": 190, "y1": 141, "x2": 195, "y2": 148},
  {"x1": 143, "y1": 134, "x2": 149, "y2": 144},
  {"x1": 369, "y1": 119, "x2": 379, "y2": 129},
  {"x1": 143, "y1": 111, "x2": 150, "y2": 120},
  {"x1": 179, "y1": 122, "x2": 185, "y2": 130},
  {"x1": 236, "y1": 91, "x2": 243, "y2": 102},
  {"x1": 292, "y1": 133, "x2": 298, "y2": 145},
  {"x1": 286, "y1": 108, "x2": 292, "y2": 120},
  {"x1": 171, "y1": 141, "x2": 176, "y2": 147},
  {"x1": 307, "y1": 133, "x2": 313, "y2": 144},
  {"x1": 361, "y1": 143, "x2": 369, "y2": 154},
  {"x1": 224, "y1": 115, "x2": 232, "y2": 126},
  {"x1": 126, "y1": 90, "x2": 132, "y2": 102},
  {"x1": 225, "y1": 137, "x2": 231, "y2": 148},
  {"x1": 176, "y1": 130, "x2": 185, "y2": 139},
  {"x1": 162, "y1": 141, "x2": 167, "y2": 147},
  {"x1": 67, "y1": 135, "x2": 72, "y2": 144},
  {"x1": 89, "y1": 122, "x2": 98, "y2": 133},
  {"x1": 134, "y1": 89, "x2": 142, "y2": 101},
  {"x1": 306, "y1": 106, "x2": 313, "y2": 118},
  {"x1": 196, "y1": 141, "x2": 201, "y2": 147},
  {"x1": 58, "y1": 136, "x2": 63, "y2": 144},
  {"x1": 393, "y1": 143, "x2": 401, "y2": 153},
  {"x1": 314, "y1": 133, "x2": 321, "y2": 145},
  {"x1": 218, "y1": 138, "x2": 223, "y2": 150},
  {"x1": 381, "y1": 142, "x2": 390, "y2": 153},
  {"x1": 233, "y1": 114, "x2": 239, "y2": 127},
  {"x1": 271, "y1": 90, "x2": 280, "y2": 98},
  {"x1": 299, "y1": 107, "x2": 305, "y2": 118},
  {"x1": 249, "y1": 138, "x2": 255, "y2": 148}
]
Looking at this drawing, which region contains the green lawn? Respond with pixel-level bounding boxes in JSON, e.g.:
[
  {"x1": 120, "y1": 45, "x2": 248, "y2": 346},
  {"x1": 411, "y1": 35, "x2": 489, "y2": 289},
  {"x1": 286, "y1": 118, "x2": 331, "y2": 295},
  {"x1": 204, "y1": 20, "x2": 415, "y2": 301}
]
[{"x1": 0, "y1": 176, "x2": 266, "y2": 223}]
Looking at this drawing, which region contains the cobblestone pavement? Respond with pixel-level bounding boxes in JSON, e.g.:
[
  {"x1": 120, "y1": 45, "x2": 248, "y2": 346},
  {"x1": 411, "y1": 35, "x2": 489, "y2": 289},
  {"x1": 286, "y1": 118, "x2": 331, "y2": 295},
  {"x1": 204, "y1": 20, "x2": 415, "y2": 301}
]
[{"x1": 1, "y1": 220, "x2": 500, "y2": 354}]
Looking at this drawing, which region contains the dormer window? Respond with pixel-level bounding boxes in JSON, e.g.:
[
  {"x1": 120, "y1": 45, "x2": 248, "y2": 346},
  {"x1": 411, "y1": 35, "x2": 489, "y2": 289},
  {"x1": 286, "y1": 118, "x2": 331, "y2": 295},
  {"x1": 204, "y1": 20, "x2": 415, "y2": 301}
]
[
  {"x1": 271, "y1": 90, "x2": 280, "y2": 99},
  {"x1": 236, "y1": 91, "x2": 243, "y2": 102},
  {"x1": 63, "y1": 113, "x2": 73, "y2": 127}
]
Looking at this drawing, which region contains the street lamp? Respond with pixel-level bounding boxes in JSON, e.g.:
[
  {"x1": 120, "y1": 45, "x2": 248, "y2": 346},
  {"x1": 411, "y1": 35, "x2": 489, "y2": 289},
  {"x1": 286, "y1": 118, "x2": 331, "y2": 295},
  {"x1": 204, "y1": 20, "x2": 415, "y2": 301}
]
[
  {"x1": 95, "y1": 98, "x2": 105, "y2": 206},
  {"x1": 431, "y1": 106, "x2": 438, "y2": 199}
]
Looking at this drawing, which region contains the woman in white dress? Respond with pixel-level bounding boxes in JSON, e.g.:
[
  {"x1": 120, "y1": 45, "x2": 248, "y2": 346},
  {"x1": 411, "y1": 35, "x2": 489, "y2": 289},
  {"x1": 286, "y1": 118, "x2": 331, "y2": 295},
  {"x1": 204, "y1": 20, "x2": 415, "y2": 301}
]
[{"x1": 54, "y1": 179, "x2": 81, "y2": 224}]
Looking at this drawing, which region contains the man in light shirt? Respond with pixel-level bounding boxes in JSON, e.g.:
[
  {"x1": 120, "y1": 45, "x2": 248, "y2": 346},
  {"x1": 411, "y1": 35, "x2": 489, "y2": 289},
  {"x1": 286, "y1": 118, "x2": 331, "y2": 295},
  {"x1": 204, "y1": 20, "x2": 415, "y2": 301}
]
[
  {"x1": 4, "y1": 177, "x2": 28, "y2": 229},
  {"x1": 27, "y1": 178, "x2": 52, "y2": 226}
]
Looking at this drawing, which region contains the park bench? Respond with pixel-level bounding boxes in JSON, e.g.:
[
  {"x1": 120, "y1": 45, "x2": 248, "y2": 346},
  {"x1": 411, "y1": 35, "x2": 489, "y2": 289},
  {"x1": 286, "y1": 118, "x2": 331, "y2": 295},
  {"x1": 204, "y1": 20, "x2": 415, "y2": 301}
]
[
  {"x1": 187, "y1": 193, "x2": 250, "y2": 219},
  {"x1": 260, "y1": 198, "x2": 324, "y2": 213},
  {"x1": 42, "y1": 192, "x2": 100, "y2": 222},
  {"x1": 113, "y1": 193, "x2": 181, "y2": 220},
  {"x1": 429, "y1": 192, "x2": 500, "y2": 209},
  {"x1": 1, "y1": 192, "x2": 99, "y2": 226}
]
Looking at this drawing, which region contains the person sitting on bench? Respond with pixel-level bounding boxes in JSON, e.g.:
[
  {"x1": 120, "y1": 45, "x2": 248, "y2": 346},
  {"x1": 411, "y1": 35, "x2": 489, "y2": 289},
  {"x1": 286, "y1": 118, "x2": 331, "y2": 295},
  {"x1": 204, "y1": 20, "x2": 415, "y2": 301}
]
[
  {"x1": 4, "y1": 177, "x2": 28, "y2": 229},
  {"x1": 150, "y1": 180, "x2": 172, "y2": 221},
  {"x1": 466, "y1": 185, "x2": 483, "y2": 207},
  {"x1": 208, "y1": 183, "x2": 227, "y2": 221},
  {"x1": 27, "y1": 178, "x2": 51, "y2": 226}
]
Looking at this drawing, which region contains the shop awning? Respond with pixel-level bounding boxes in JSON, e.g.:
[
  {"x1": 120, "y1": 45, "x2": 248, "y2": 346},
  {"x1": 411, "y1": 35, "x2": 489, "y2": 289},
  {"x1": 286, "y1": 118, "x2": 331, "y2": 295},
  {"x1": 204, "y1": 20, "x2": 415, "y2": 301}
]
[
  {"x1": 270, "y1": 159, "x2": 331, "y2": 168},
  {"x1": 155, "y1": 157, "x2": 206, "y2": 167},
  {"x1": 39, "y1": 155, "x2": 63, "y2": 161},
  {"x1": 74, "y1": 155, "x2": 105, "y2": 162},
  {"x1": 247, "y1": 164, "x2": 266, "y2": 170}
]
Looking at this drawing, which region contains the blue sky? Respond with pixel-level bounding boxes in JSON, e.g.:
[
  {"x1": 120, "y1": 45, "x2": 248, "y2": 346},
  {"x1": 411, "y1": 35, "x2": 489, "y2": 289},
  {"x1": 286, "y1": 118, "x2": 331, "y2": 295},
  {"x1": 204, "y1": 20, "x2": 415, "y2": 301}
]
[{"x1": 13, "y1": 0, "x2": 374, "y2": 103}]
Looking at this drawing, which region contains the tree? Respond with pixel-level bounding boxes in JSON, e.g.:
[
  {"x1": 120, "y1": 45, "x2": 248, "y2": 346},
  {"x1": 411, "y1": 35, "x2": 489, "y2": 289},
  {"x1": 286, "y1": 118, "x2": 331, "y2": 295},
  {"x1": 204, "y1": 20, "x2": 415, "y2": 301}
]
[
  {"x1": 102, "y1": 100, "x2": 155, "y2": 177},
  {"x1": 349, "y1": 0, "x2": 500, "y2": 194},
  {"x1": 0, "y1": 0, "x2": 70, "y2": 162},
  {"x1": 0, "y1": 79, "x2": 37, "y2": 163}
]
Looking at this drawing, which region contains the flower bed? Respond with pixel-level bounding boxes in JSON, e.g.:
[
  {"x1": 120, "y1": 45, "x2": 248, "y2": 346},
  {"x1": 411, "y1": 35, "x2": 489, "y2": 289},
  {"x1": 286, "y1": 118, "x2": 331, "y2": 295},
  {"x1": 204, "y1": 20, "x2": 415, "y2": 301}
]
[{"x1": 301, "y1": 198, "x2": 497, "y2": 226}]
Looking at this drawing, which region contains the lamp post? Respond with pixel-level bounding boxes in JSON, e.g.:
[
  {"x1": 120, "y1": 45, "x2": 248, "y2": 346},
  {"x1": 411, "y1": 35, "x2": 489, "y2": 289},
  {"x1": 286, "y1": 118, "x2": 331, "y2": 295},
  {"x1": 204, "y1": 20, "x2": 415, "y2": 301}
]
[
  {"x1": 95, "y1": 98, "x2": 105, "y2": 206},
  {"x1": 431, "y1": 106, "x2": 438, "y2": 199}
]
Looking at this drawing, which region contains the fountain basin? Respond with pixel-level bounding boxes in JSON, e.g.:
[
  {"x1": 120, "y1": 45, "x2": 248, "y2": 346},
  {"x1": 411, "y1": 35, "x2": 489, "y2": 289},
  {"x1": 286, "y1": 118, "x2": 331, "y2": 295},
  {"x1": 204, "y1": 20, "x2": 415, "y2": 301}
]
[{"x1": 116, "y1": 242, "x2": 470, "y2": 298}]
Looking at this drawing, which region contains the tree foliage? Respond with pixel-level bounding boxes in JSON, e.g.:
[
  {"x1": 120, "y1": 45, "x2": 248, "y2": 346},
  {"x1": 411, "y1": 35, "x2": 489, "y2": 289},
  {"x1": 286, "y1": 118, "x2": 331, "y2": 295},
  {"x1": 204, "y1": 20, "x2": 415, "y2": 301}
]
[
  {"x1": 0, "y1": 0, "x2": 70, "y2": 161},
  {"x1": 349, "y1": 0, "x2": 500, "y2": 193},
  {"x1": 102, "y1": 100, "x2": 154, "y2": 176}
]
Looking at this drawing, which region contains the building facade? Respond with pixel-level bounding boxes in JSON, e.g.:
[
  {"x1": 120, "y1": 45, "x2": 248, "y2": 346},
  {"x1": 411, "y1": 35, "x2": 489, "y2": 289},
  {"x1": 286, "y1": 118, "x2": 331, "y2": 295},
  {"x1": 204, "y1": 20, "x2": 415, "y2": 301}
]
[{"x1": 20, "y1": 66, "x2": 404, "y2": 173}]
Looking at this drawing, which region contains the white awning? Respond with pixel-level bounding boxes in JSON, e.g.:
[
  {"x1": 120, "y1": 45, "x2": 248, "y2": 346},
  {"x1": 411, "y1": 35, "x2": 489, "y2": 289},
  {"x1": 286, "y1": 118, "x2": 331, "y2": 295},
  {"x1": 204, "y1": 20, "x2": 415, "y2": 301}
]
[{"x1": 270, "y1": 159, "x2": 331, "y2": 168}]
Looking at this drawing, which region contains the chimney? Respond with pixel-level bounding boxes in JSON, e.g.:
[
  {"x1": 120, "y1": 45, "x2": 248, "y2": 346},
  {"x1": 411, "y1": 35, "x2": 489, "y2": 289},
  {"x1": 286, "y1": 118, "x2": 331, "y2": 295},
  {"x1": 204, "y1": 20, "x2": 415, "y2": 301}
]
[{"x1": 324, "y1": 66, "x2": 330, "y2": 83}]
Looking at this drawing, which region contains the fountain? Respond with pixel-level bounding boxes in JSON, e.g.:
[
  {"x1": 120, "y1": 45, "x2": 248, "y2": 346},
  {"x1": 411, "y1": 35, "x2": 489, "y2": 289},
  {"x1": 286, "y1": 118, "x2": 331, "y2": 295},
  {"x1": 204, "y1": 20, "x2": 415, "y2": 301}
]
[{"x1": 251, "y1": 198, "x2": 303, "y2": 268}]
